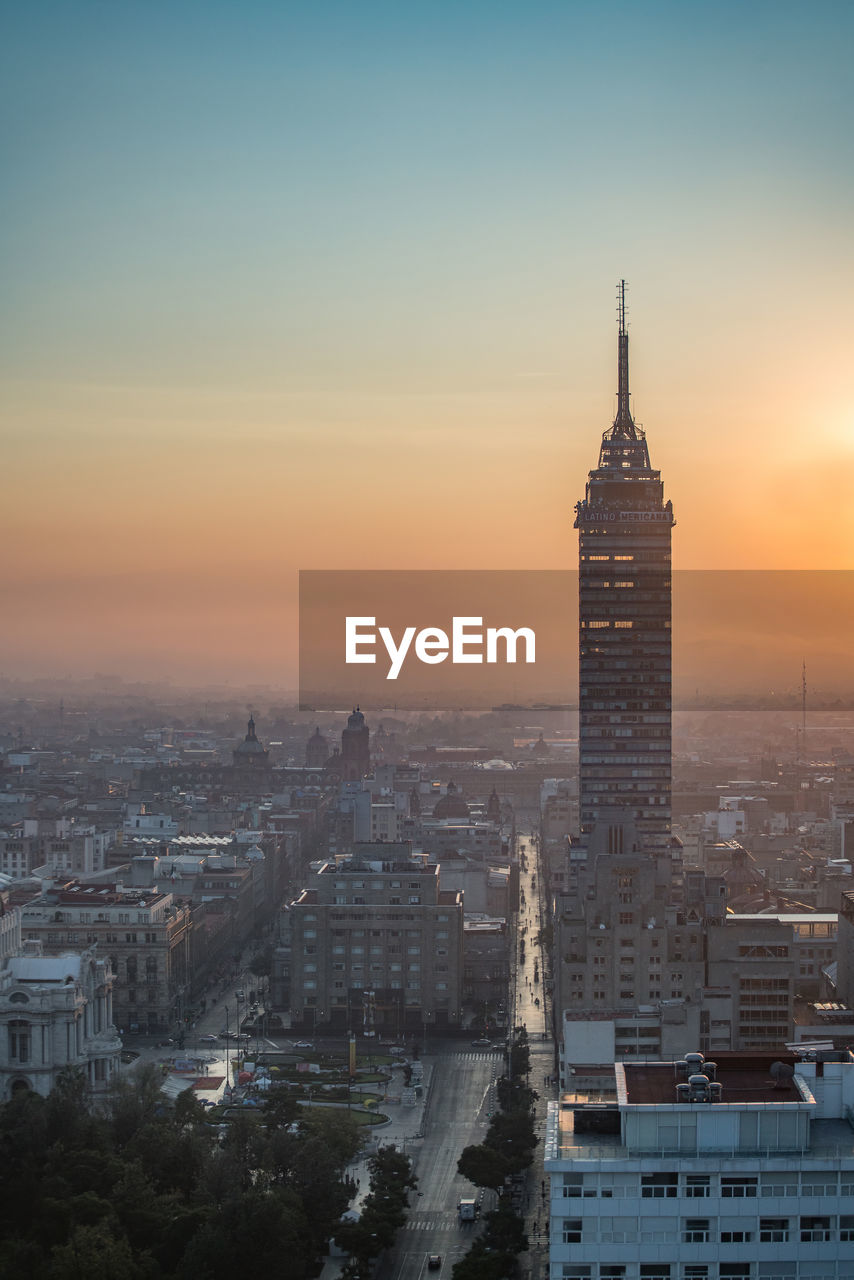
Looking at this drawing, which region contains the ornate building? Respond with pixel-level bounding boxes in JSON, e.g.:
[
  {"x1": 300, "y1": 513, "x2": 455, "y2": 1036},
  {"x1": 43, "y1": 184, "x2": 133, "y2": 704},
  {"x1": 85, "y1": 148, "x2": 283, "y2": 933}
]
[
  {"x1": 0, "y1": 942, "x2": 121, "y2": 1100},
  {"x1": 338, "y1": 707, "x2": 371, "y2": 781},
  {"x1": 232, "y1": 715, "x2": 270, "y2": 769}
]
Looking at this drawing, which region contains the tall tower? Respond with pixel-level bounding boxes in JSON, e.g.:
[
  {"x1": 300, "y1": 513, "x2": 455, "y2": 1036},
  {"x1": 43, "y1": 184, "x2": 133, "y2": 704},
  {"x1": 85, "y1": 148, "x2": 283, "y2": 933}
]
[
  {"x1": 574, "y1": 282, "x2": 675, "y2": 856},
  {"x1": 340, "y1": 706, "x2": 371, "y2": 781}
]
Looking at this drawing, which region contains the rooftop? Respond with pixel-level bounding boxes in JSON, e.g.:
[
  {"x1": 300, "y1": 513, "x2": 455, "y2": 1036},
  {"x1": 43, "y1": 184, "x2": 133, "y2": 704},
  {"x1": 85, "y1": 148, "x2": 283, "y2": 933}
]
[{"x1": 621, "y1": 1053, "x2": 805, "y2": 1106}]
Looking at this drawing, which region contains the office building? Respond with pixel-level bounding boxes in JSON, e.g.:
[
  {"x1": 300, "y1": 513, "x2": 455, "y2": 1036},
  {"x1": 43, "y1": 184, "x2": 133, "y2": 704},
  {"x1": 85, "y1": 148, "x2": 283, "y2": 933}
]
[
  {"x1": 574, "y1": 281, "x2": 675, "y2": 857},
  {"x1": 545, "y1": 1047, "x2": 854, "y2": 1280}
]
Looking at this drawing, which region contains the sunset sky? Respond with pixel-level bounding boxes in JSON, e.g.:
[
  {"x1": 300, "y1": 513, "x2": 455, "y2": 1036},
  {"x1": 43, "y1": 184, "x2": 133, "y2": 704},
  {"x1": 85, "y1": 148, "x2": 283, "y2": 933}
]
[{"x1": 2, "y1": 2, "x2": 853, "y2": 686}]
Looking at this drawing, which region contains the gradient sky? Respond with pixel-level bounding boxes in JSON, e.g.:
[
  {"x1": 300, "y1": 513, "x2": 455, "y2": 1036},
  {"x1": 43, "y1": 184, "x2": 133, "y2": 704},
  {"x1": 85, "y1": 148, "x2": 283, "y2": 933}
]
[{"x1": 2, "y1": 1, "x2": 853, "y2": 685}]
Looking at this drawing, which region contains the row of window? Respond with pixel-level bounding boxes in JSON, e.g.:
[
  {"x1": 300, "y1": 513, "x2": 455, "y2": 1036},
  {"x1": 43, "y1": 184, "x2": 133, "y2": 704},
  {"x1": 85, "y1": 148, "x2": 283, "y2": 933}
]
[
  {"x1": 561, "y1": 1265, "x2": 827, "y2": 1279},
  {"x1": 561, "y1": 1215, "x2": 849, "y2": 1243},
  {"x1": 562, "y1": 1173, "x2": 854, "y2": 1198}
]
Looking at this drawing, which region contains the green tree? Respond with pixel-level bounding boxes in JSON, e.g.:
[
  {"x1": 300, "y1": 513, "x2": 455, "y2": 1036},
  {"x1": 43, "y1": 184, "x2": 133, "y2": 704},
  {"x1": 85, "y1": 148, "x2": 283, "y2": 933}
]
[
  {"x1": 46, "y1": 1223, "x2": 157, "y2": 1280},
  {"x1": 485, "y1": 1109, "x2": 537, "y2": 1173},
  {"x1": 451, "y1": 1240, "x2": 518, "y2": 1280},
  {"x1": 457, "y1": 1143, "x2": 509, "y2": 1191},
  {"x1": 248, "y1": 945, "x2": 273, "y2": 978}
]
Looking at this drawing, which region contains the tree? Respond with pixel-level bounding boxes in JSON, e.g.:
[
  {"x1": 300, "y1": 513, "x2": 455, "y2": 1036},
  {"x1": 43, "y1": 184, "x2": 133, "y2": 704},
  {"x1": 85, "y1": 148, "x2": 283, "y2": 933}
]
[
  {"x1": 485, "y1": 1110, "x2": 537, "y2": 1173},
  {"x1": 248, "y1": 945, "x2": 273, "y2": 978},
  {"x1": 457, "y1": 1143, "x2": 509, "y2": 1192},
  {"x1": 335, "y1": 1145, "x2": 415, "y2": 1276},
  {"x1": 496, "y1": 1075, "x2": 536, "y2": 1114},
  {"x1": 46, "y1": 1223, "x2": 157, "y2": 1280},
  {"x1": 451, "y1": 1240, "x2": 518, "y2": 1280}
]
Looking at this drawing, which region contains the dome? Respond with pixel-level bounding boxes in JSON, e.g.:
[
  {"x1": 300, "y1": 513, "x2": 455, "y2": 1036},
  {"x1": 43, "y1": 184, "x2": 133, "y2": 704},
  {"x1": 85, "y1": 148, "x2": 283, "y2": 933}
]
[
  {"x1": 433, "y1": 781, "x2": 469, "y2": 819},
  {"x1": 347, "y1": 706, "x2": 366, "y2": 730}
]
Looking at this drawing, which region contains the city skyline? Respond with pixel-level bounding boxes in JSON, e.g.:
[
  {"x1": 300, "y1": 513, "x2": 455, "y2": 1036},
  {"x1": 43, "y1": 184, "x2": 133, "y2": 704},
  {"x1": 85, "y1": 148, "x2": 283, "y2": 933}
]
[{"x1": 2, "y1": 2, "x2": 853, "y2": 684}]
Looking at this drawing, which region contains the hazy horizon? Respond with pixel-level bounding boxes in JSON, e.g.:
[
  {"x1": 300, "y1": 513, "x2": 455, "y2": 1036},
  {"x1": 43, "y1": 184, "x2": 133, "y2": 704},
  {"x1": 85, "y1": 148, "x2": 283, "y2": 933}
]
[{"x1": 3, "y1": 2, "x2": 853, "y2": 685}]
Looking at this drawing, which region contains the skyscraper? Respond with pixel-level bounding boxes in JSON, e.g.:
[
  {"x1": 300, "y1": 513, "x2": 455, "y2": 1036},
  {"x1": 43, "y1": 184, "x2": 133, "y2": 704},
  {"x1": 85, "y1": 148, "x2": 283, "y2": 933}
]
[{"x1": 574, "y1": 282, "x2": 675, "y2": 856}]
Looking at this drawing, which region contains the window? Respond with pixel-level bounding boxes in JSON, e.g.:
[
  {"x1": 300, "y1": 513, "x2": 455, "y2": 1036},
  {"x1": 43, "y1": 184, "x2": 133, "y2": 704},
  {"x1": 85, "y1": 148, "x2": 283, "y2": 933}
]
[
  {"x1": 721, "y1": 1176, "x2": 757, "y2": 1198},
  {"x1": 761, "y1": 1176, "x2": 797, "y2": 1197},
  {"x1": 561, "y1": 1270, "x2": 590, "y2": 1279},
  {"x1": 719, "y1": 1268, "x2": 751, "y2": 1280},
  {"x1": 562, "y1": 1219, "x2": 582, "y2": 1243},
  {"x1": 682, "y1": 1270, "x2": 708, "y2": 1280},
  {"x1": 640, "y1": 1270, "x2": 670, "y2": 1280},
  {"x1": 683, "y1": 1218, "x2": 710, "y2": 1244},
  {"x1": 619, "y1": 912, "x2": 633, "y2": 925},
  {"x1": 684, "y1": 1175, "x2": 709, "y2": 1199},
  {"x1": 8, "y1": 1020, "x2": 30, "y2": 1063},
  {"x1": 799, "y1": 1215, "x2": 831, "y2": 1242},
  {"x1": 720, "y1": 1230, "x2": 751, "y2": 1243},
  {"x1": 841, "y1": 1214, "x2": 854, "y2": 1242},
  {"x1": 562, "y1": 1175, "x2": 595, "y2": 1198},
  {"x1": 642, "y1": 1173, "x2": 677, "y2": 1198},
  {"x1": 600, "y1": 1270, "x2": 626, "y2": 1279}
]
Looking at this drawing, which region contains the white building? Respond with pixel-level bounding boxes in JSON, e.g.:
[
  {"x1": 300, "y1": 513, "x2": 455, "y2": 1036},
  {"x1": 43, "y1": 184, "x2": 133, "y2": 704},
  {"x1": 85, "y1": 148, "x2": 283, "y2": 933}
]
[
  {"x1": 0, "y1": 942, "x2": 121, "y2": 1100},
  {"x1": 545, "y1": 1048, "x2": 854, "y2": 1280}
]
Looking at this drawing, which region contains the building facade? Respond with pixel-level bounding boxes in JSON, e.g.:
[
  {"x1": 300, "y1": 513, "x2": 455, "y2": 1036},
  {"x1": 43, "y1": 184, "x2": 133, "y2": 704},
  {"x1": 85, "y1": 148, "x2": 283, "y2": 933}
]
[
  {"x1": 19, "y1": 881, "x2": 191, "y2": 1035},
  {"x1": 0, "y1": 942, "x2": 121, "y2": 1100},
  {"x1": 286, "y1": 849, "x2": 463, "y2": 1035},
  {"x1": 574, "y1": 282, "x2": 674, "y2": 858},
  {"x1": 545, "y1": 1048, "x2": 854, "y2": 1280}
]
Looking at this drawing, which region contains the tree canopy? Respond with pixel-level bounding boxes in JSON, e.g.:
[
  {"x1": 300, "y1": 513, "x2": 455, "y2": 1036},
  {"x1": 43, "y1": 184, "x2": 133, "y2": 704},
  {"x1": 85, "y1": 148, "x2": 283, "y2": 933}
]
[{"x1": 0, "y1": 1070, "x2": 362, "y2": 1279}]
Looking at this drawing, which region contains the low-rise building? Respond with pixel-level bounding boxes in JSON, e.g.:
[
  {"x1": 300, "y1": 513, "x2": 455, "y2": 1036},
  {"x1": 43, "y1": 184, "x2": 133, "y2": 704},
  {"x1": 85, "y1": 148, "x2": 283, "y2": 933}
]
[
  {"x1": 545, "y1": 1047, "x2": 854, "y2": 1280},
  {"x1": 19, "y1": 881, "x2": 191, "y2": 1036}
]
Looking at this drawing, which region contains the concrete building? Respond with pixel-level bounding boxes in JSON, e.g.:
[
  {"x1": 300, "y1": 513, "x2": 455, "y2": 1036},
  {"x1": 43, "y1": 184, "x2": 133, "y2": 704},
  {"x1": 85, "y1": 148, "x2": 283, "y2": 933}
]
[
  {"x1": 286, "y1": 848, "x2": 463, "y2": 1035},
  {"x1": 834, "y1": 890, "x2": 854, "y2": 1010},
  {"x1": 574, "y1": 282, "x2": 675, "y2": 858},
  {"x1": 0, "y1": 942, "x2": 120, "y2": 1100},
  {"x1": 545, "y1": 1047, "x2": 854, "y2": 1280},
  {"x1": 554, "y1": 819, "x2": 723, "y2": 1035},
  {"x1": 19, "y1": 881, "x2": 191, "y2": 1035},
  {"x1": 463, "y1": 918, "x2": 510, "y2": 1022}
]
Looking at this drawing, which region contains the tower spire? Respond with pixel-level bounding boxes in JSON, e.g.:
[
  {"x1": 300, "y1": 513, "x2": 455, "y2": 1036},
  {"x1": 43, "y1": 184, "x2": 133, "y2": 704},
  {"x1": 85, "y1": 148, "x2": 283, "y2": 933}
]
[{"x1": 613, "y1": 278, "x2": 636, "y2": 437}]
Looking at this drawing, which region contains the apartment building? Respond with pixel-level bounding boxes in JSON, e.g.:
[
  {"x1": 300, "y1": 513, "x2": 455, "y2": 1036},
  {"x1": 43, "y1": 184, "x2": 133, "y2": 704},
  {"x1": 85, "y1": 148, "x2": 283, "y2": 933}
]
[
  {"x1": 19, "y1": 881, "x2": 191, "y2": 1035},
  {"x1": 287, "y1": 850, "x2": 463, "y2": 1035},
  {"x1": 545, "y1": 1047, "x2": 854, "y2": 1280}
]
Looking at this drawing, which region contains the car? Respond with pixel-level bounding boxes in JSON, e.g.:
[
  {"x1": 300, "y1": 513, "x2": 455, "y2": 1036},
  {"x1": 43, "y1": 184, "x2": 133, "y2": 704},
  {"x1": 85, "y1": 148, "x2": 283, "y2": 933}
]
[
  {"x1": 292, "y1": 1040, "x2": 314, "y2": 1050},
  {"x1": 427, "y1": 1256, "x2": 441, "y2": 1270},
  {"x1": 471, "y1": 1038, "x2": 493, "y2": 1048},
  {"x1": 199, "y1": 1034, "x2": 218, "y2": 1044}
]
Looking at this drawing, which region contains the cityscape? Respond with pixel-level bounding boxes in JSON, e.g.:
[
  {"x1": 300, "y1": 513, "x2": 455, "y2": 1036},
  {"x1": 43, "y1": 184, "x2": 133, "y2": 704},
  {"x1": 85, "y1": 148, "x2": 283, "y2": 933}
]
[
  {"x1": 3, "y1": 4, "x2": 854, "y2": 1280},
  {"x1": 3, "y1": 294, "x2": 854, "y2": 1280}
]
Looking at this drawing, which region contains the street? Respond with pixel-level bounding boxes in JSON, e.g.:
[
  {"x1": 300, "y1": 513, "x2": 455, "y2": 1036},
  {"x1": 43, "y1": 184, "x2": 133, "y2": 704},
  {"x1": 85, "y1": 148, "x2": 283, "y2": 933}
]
[{"x1": 378, "y1": 1046, "x2": 501, "y2": 1280}]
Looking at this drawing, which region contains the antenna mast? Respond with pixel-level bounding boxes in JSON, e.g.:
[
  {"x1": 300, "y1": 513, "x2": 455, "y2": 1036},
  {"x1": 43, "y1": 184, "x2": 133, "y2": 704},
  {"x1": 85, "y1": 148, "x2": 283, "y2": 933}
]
[{"x1": 614, "y1": 279, "x2": 635, "y2": 436}]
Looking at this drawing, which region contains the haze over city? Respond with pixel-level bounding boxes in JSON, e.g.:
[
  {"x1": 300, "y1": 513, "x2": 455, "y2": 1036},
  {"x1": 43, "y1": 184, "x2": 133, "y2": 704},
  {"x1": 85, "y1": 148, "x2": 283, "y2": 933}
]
[{"x1": 2, "y1": 1, "x2": 853, "y2": 687}]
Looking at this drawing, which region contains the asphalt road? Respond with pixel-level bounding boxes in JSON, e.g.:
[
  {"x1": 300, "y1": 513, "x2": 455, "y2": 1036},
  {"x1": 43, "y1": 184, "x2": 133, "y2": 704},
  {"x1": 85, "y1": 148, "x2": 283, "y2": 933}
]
[{"x1": 379, "y1": 1046, "x2": 502, "y2": 1280}]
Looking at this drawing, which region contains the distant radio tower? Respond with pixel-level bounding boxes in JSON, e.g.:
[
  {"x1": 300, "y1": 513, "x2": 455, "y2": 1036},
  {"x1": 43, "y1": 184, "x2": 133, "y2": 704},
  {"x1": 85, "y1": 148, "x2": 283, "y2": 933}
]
[{"x1": 801, "y1": 659, "x2": 807, "y2": 759}]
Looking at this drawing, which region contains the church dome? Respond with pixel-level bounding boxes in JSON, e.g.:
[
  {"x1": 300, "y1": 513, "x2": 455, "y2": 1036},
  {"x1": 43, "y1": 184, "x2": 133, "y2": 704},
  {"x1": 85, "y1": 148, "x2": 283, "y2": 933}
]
[{"x1": 433, "y1": 781, "x2": 469, "y2": 820}]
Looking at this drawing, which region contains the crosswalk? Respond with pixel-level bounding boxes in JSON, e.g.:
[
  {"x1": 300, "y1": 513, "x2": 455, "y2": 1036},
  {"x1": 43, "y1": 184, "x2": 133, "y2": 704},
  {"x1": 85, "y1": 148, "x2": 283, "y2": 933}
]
[
  {"x1": 405, "y1": 1215, "x2": 470, "y2": 1233},
  {"x1": 452, "y1": 1052, "x2": 500, "y2": 1062}
]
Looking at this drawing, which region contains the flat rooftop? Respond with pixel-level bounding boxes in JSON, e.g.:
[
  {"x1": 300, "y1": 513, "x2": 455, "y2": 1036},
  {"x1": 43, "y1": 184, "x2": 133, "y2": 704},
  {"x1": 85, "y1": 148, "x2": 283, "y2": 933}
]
[{"x1": 622, "y1": 1053, "x2": 803, "y2": 1105}]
